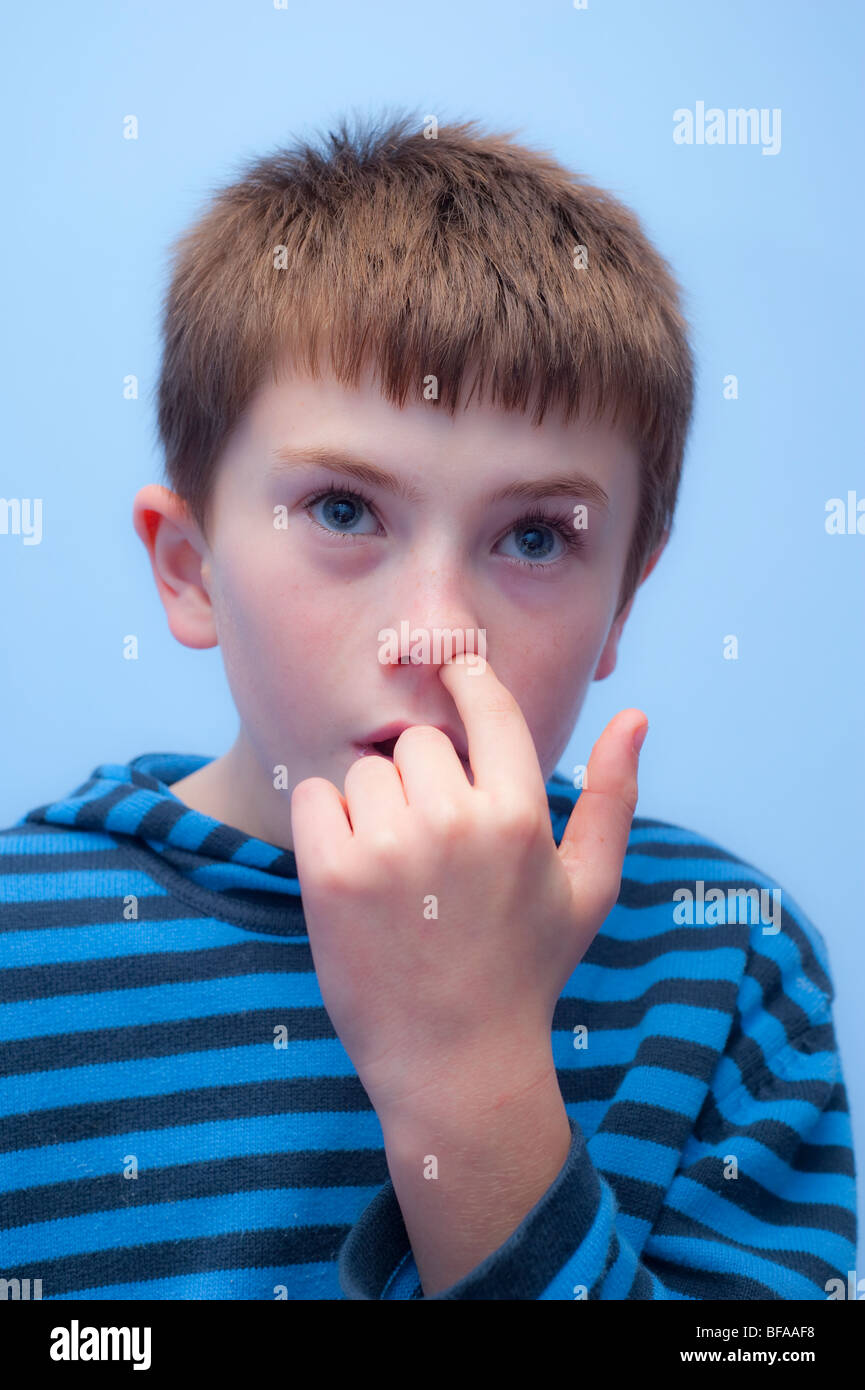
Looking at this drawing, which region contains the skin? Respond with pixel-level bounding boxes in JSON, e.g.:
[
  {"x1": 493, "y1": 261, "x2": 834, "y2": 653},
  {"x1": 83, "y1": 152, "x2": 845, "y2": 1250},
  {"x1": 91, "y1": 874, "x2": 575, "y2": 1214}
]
[
  {"x1": 133, "y1": 358, "x2": 664, "y2": 850},
  {"x1": 133, "y1": 356, "x2": 667, "y2": 1295}
]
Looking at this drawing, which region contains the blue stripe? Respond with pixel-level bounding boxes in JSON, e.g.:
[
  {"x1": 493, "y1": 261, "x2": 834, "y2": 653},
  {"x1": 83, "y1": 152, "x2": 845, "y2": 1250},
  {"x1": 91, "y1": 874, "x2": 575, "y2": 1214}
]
[
  {"x1": 48, "y1": 1262, "x2": 343, "y2": 1301},
  {"x1": 0, "y1": 1039, "x2": 356, "y2": 1117},
  {"x1": 0, "y1": 756, "x2": 854, "y2": 1302},
  {"x1": 0, "y1": 1110, "x2": 384, "y2": 1194},
  {"x1": 0, "y1": 974, "x2": 324, "y2": 1042},
  {"x1": 571, "y1": 948, "x2": 746, "y2": 998},
  {"x1": 0, "y1": 919, "x2": 273, "y2": 967},
  {"x1": 0, "y1": 1186, "x2": 379, "y2": 1264}
]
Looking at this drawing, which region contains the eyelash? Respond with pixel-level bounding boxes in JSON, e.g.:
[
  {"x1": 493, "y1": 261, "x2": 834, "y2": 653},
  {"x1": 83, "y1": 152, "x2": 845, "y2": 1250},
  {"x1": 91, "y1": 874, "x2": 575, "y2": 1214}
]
[{"x1": 301, "y1": 483, "x2": 586, "y2": 569}]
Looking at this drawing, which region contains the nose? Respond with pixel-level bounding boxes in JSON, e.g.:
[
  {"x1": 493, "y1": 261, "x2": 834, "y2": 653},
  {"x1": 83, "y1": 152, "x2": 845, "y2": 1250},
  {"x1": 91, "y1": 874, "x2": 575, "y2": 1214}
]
[{"x1": 378, "y1": 556, "x2": 485, "y2": 671}]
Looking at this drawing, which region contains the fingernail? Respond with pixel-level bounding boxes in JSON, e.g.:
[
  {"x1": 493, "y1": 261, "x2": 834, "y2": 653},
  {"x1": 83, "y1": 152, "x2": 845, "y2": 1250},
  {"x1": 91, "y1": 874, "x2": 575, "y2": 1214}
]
[{"x1": 632, "y1": 721, "x2": 649, "y2": 754}]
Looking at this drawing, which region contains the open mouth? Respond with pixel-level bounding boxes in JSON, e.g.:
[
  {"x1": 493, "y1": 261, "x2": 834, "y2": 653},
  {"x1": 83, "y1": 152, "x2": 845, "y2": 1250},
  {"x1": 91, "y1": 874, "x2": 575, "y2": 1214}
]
[
  {"x1": 370, "y1": 736, "x2": 399, "y2": 759},
  {"x1": 352, "y1": 737, "x2": 400, "y2": 761},
  {"x1": 353, "y1": 734, "x2": 471, "y2": 770}
]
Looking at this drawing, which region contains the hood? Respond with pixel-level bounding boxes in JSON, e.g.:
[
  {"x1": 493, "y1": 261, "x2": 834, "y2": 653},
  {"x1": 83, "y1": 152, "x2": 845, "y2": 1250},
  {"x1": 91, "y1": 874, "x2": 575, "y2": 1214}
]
[
  {"x1": 21, "y1": 752, "x2": 580, "y2": 936},
  {"x1": 21, "y1": 752, "x2": 306, "y2": 937}
]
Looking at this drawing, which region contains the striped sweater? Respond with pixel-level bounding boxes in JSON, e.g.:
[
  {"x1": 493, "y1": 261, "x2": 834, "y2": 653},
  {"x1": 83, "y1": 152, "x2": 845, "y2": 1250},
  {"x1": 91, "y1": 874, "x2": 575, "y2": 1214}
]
[{"x1": 0, "y1": 752, "x2": 856, "y2": 1300}]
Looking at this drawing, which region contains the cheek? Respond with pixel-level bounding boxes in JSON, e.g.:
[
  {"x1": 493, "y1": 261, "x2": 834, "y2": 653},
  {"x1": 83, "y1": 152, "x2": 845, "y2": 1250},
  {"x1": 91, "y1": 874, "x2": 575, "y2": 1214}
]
[
  {"x1": 210, "y1": 549, "x2": 343, "y2": 706},
  {"x1": 504, "y1": 606, "x2": 607, "y2": 695},
  {"x1": 494, "y1": 612, "x2": 608, "y2": 772}
]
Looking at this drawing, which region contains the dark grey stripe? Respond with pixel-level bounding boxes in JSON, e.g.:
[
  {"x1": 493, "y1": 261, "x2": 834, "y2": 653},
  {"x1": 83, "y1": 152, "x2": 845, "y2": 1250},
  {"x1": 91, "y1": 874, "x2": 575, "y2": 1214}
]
[
  {"x1": 0, "y1": 939, "x2": 315, "y2": 1006},
  {"x1": 645, "y1": 1256, "x2": 781, "y2": 1299},
  {"x1": 0, "y1": 1005, "x2": 336, "y2": 1076},
  {"x1": 0, "y1": 1148, "x2": 390, "y2": 1228},
  {"x1": 653, "y1": 1206, "x2": 853, "y2": 1282},
  {"x1": 1, "y1": 1225, "x2": 353, "y2": 1297},
  {"x1": 0, "y1": 1075, "x2": 374, "y2": 1154},
  {"x1": 554, "y1": 978, "x2": 739, "y2": 1028},
  {"x1": 0, "y1": 893, "x2": 215, "y2": 933}
]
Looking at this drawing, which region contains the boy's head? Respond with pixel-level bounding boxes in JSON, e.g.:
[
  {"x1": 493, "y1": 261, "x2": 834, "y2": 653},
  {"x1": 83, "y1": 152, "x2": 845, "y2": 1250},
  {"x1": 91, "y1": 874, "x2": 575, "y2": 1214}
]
[{"x1": 134, "y1": 111, "x2": 694, "y2": 842}]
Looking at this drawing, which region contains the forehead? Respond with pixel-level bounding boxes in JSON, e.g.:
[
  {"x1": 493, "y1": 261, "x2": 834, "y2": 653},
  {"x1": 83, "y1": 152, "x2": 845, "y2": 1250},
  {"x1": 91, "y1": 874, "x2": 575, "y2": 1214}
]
[{"x1": 218, "y1": 357, "x2": 641, "y2": 520}]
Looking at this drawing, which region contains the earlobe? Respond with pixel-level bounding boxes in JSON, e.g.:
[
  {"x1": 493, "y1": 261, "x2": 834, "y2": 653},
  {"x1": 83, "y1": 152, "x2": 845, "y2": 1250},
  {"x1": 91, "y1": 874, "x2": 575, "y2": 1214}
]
[
  {"x1": 132, "y1": 485, "x2": 219, "y2": 651},
  {"x1": 592, "y1": 647, "x2": 615, "y2": 683},
  {"x1": 593, "y1": 587, "x2": 639, "y2": 682},
  {"x1": 594, "y1": 533, "x2": 669, "y2": 681},
  {"x1": 593, "y1": 611, "x2": 627, "y2": 682}
]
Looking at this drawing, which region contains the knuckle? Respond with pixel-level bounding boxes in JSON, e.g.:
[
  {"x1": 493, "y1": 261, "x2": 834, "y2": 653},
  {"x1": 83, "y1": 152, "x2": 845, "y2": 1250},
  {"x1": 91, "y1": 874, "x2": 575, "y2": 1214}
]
[
  {"x1": 311, "y1": 860, "x2": 353, "y2": 898},
  {"x1": 423, "y1": 799, "x2": 466, "y2": 842},
  {"x1": 483, "y1": 690, "x2": 517, "y2": 718},
  {"x1": 615, "y1": 789, "x2": 639, "y2": 837},
  {"x1": 495, "y1": 802, "x2": 547, "y2": 847},
  {"x1": 619, "y1": 774, "x2": 639, "y2": 819},
  {"x1": 366, "y1": 827, "x2": 404, "y2": 871}
]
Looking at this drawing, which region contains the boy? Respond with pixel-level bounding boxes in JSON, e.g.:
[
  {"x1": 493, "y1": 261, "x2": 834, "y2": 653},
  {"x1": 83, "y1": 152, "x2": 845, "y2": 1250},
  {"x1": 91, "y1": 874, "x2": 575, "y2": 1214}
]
[{"x1": 0, "y1": 113, "x2": 855, "y2": 1300}]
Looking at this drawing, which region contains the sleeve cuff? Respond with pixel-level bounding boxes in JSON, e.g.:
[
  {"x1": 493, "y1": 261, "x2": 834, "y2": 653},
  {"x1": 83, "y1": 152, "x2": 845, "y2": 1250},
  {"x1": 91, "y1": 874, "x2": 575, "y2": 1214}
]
[{"x1": 338, "y1": 1116, "x2": 600, "y2": 1299}]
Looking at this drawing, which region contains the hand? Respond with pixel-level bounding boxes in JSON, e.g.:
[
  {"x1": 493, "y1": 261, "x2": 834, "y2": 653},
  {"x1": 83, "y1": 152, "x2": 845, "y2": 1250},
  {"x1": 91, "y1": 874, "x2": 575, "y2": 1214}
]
[{"x1": 290, "y1": 655, "x2": 648, "y2": 1127}]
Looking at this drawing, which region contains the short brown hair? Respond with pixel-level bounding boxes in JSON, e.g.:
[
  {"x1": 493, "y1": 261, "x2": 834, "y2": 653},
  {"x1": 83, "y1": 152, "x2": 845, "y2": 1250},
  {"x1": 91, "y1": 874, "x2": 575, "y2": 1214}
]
[{"x1": 155, "y1": 109, "x2": 695, "y2": 613}]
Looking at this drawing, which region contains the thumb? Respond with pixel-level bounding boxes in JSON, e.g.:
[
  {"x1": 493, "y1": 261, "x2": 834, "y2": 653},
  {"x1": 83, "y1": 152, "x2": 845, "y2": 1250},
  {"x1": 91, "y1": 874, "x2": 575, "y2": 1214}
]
[{"x1": 557, "y1": 709, "x2": 648, "y2": 925}]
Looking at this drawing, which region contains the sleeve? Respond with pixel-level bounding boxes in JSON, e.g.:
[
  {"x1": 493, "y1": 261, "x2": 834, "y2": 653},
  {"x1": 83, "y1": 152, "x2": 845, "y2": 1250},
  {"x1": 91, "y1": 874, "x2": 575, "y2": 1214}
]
[{"x1": 338, "y1": 924, "x2": 857, "y2": 1299}]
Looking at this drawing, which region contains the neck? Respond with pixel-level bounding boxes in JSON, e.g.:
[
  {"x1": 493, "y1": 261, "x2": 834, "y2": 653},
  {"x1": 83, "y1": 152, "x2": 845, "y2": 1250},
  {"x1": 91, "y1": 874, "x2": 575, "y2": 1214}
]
[{"x1": 167, "y1": 730, "x2": 297, "y2": 852}]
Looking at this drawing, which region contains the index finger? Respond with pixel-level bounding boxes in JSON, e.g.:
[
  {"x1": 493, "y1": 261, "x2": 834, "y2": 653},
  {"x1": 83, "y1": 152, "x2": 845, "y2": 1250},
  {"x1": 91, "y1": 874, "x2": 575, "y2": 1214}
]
[{"x1": 437, "y1": 653, "x2": 548, "y2": 804}]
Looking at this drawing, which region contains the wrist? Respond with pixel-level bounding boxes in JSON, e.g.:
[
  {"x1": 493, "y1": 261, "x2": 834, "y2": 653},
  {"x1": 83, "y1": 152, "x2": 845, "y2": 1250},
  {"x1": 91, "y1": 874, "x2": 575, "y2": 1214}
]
[
  {"x1": 378, "y1": 1061, "x2": 572, "y2": 1295},
  {"x1": 377, "y1": 1045, "x2": 565, "y2": 1149}
]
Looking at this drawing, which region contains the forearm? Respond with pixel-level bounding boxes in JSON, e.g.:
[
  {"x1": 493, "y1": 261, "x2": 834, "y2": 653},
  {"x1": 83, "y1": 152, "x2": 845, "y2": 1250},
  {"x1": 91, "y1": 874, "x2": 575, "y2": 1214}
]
[{"x1": 379, "y1": 1062, "x2": 572, "y2": 1297}]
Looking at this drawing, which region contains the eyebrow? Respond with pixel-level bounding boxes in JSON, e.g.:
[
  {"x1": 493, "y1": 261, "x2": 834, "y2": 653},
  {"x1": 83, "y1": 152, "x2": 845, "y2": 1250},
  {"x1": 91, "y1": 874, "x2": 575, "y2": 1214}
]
[{"x1": 268, "y1": 445, "x2": 610, "y2": 511}]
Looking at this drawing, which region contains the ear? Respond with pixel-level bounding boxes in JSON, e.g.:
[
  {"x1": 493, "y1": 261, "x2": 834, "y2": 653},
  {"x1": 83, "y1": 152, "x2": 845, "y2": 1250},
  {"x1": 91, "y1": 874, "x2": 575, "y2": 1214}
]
[
  {"x1": 593, "y1": 533, "x2": 668, "y2": 681},
  {"x1": 132, "y1": 484, "x2": 218, "y2": 650}
]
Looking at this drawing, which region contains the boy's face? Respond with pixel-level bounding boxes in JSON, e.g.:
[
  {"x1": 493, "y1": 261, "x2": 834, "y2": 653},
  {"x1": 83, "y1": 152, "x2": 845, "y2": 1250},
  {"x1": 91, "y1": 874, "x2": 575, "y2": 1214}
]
[{"x1": 136, "y1": 359, "x2": 658, "y2": 849}]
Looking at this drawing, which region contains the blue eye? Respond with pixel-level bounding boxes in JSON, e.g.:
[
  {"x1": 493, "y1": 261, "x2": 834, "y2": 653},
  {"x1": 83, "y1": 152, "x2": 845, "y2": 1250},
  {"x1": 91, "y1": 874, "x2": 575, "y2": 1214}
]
[
  {"x1": 498, "y1": 520, "x2": 560, "y2": 564},
  {"x1": 496, "y1": 511, "x2": 586, "y2": 569},
  {"x1": 301, "y1": 485, "x2": 586, "y2": 570},
  {"x1": 305, "y1": 485, "x2": 379, "y2": 536}
]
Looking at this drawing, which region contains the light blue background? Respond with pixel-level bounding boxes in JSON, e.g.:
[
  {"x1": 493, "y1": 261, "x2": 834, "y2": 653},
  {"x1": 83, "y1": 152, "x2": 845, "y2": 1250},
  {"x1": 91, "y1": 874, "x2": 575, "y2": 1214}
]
[{"x1": 2, "y1": 0, "x2": 862, "y2": 1269}]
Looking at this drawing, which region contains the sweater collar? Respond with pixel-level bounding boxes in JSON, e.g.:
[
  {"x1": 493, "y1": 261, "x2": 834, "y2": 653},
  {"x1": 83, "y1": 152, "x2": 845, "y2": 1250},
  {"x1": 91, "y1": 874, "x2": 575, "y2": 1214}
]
[
  {"x1": 27, "y1": 751, "x2": 301, "y2": 877},
  {"x1": 23, "y1": 751, "x2": 579, "y2": 934}
]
